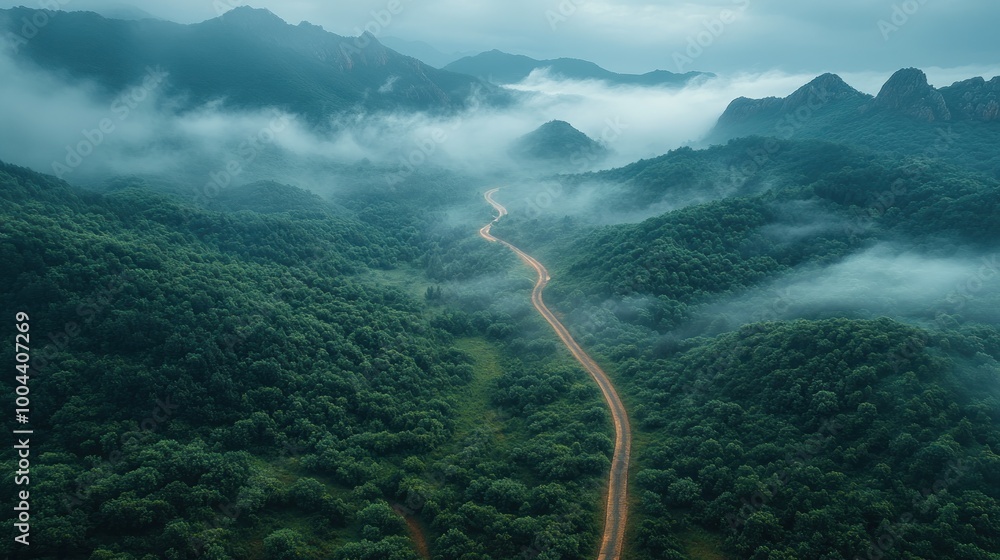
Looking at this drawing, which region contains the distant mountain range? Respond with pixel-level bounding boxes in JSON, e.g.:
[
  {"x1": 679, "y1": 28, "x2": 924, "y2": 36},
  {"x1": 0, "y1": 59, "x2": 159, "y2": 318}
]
[
  {"x1": 444, "y1": 50, "x2": 710, "y2": 86},
  {"x1": 708, "y1": 68, "x2": 1000, "y2": 177},
  {"x1": 0, "y1": 7, "x2": 507, "y2": 120}
]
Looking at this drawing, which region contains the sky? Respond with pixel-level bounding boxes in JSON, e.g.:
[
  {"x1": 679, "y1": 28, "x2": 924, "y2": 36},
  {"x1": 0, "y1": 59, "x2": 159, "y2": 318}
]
[{"x1": 1, "y1": 0, "x2": 998, "y2": 76}]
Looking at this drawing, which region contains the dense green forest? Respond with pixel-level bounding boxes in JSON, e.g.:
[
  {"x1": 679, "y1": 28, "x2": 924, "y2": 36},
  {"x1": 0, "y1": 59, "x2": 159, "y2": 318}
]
[
  {"x1": 496, "y1": 137, "x2": 1000, "y2": 333},
  {"x1": 0, "y1": 162, "x2": 613, "y2": 559},
  {"x1": 623, "y1": 319, "x2": 1000, "y2": 559}
]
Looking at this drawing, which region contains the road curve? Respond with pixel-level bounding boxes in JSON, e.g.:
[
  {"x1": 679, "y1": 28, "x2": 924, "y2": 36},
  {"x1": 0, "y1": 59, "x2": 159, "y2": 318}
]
[{"x1": 479, "y1": 188, "x2": 631, "y2": 560}]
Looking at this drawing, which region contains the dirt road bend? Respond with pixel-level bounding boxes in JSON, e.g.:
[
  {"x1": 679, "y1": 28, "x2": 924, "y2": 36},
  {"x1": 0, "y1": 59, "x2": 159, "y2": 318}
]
[{"x1": 479, "y1": 188, "x2": 631, "y2": 560}]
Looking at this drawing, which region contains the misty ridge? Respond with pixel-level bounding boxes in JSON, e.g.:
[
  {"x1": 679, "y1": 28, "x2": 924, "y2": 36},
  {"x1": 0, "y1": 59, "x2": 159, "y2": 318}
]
[{"x1": 2, "y1": 6, "x2": 993, "y2": 201}]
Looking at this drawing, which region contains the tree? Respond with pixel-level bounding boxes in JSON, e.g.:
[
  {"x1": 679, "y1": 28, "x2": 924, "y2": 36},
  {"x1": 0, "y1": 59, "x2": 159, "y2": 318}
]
[{"x1": 263, "y1": 529, "x2": 307, "y2": 560}]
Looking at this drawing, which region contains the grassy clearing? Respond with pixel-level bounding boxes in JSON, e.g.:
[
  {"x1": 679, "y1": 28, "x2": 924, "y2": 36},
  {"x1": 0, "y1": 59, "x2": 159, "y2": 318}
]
[{"x1": 449, "y1": 337, "x2": 509, "y2": 445}]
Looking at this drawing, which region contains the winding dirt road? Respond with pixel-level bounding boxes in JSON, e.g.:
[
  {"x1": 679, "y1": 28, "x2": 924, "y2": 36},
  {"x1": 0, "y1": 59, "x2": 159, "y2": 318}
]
[{"x1": 479, "y1": 188, "x2": 631, "y2": 560}]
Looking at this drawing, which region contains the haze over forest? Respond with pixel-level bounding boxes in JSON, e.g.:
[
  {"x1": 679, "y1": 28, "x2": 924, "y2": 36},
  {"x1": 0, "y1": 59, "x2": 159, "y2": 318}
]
[{"x1": 1, "y1": 2, "x2": 998, "y2": 560}]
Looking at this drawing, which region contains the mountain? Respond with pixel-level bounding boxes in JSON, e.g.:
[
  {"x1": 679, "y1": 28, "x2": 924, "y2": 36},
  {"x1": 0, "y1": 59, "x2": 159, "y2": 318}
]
[
  {"x1": 378, "y1": 36, "x2": 474, "y2": 68},
  {"x1": 444, "y1": 49, "x2": 709, "y2": 86},
  {"x1": 0, "y1": 7, "x2": 507, "y2": 120},
  {"x1": 708, "y1": 68, "x2": 1000, "y2": 178},
  {"x1": 714, "y1": 68, "x2": 1000, "y2": 131},
  {"x1": 510, "y1": 120, "x2": 608, "y2": 163}
]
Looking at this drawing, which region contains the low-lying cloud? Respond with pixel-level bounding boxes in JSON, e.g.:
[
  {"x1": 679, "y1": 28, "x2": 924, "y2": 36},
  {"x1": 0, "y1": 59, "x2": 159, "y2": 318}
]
[
  {"x1": 699, "y1": 243, "x2": 1000, "y2": 332},
  {"x1": 2, "y1": 47, "x2": 998, "y2": 211}
]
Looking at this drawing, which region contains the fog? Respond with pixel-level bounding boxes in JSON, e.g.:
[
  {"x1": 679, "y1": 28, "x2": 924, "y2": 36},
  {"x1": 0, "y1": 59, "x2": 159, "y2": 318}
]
[
  {"x1": 0, "y1": 47, "x2": 908, "y2": 200},
  {"x1": 505, "y1": 69, "x2": 820, "y2": 168},
  {"x1": 3, "y1": 44, "x2": 997, "y2": 249},
  {"x1": 691, "y1": 244, "x2": 1000, "y2": 336}
]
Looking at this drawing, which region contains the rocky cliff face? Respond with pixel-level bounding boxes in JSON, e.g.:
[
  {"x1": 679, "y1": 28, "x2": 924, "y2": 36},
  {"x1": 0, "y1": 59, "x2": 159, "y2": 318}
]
[
  {"x1": 939, "y1": 76, "x2": 1000, "y2": 122},
  {"x1": 871, "y1": 68, "x2": 951, "y2": 122},
  {"x1": 716, "y1": 68, "x2": 1000, "y2": 129}
]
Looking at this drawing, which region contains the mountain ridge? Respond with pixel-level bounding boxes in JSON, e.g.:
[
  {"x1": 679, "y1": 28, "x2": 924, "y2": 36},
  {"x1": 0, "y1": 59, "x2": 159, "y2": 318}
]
[
  {"x1": 708, "y1": 68, "x2": 1000, "y2": 178},
  {"x1": 0, "y1": 6, "x2": 507, "y2": 120},
  {"x1": 717, "y1": 68, "x2": 1000, "y2": 129}
]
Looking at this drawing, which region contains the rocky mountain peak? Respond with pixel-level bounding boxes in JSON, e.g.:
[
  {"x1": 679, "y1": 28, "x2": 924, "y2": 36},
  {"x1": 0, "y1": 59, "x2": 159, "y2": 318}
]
[
  {"x1": 872, "y1": 67, "x2": 951, "y2": 122},
  {"x1": 807, "y1": 73, "x2": 862, "y2": 97}
]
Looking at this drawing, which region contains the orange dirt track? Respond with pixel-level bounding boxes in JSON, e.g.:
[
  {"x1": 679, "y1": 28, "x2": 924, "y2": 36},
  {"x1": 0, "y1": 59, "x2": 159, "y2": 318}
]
[{"x1": 479, "y1": 188, "x2": 632, "y2": 560}]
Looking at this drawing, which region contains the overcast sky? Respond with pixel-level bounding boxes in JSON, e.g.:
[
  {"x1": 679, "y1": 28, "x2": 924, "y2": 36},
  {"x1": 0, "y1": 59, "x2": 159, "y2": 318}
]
[{"x1": 2, "y1": 0, "x2": 998, "y2": 78}]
